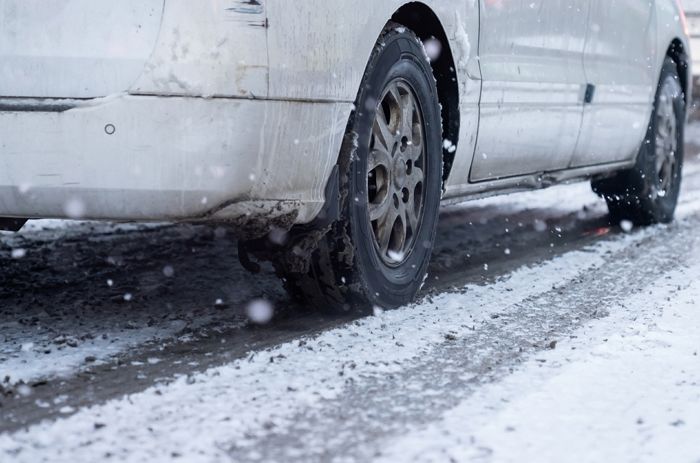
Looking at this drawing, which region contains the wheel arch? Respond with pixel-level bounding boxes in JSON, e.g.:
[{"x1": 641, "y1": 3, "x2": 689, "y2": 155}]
[
  {"x1": 390, "y1": 2, "x2": 460, "y2": 185},
  {"x1": 666, "y1": 38, "x2": 691, "y2": 106}
]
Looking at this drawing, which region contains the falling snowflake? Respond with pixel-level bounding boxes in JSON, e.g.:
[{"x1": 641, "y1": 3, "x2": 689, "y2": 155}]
[
  {"x1": 11, "y1": 248, "x2": 26, "y2": 259},
  {"x1": 246, "y1": 299, "x2": 274, "y2": 325},
  {"x1": 423, "y1": 37, "x2": 443, "y2": 61},
  {"x1": 64, "y1": 198, "x2": 86, "y2": 219}
]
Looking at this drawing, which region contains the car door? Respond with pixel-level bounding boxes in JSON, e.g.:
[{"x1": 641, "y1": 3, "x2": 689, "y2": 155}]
[
  {"x1": 569, "y1": 0, "x2": 655, "y2": 167},
  {"x1": 470, "y1": 0, "x2": 589, "y2": 181}
]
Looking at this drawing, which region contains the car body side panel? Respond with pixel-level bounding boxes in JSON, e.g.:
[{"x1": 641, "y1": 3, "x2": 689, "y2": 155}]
[
  {"x1": 0, "y1": 96, "x2": 351, "y2": 228},
  {"x1": 266, "y1": 1, "x2": 477, "y2": 100},
  {"x1": 266, "y1": 0, "x2": 482, "y2": 197},
  {"x1": 266, "y1": 0, "x2": 378, "y2": 103},
  {"x1": 569, "y1": 0, "x2": 656, "y2": 168},
  {"x1": 469, "y1": 0, "x2": 590, "y2": 182},
  {"x1": 3, "y1": 0, "x2": 479, "y2": 231},
  {"x1": 685, "y1": 0, "x2": 700, "y2": 80},
  {"x1": 130, "y1": 0, "x2": 269, "y2": 98},
  {"x1": 443, "y1": 0, "x2": 690, "y2": 201},
  {"x1": 125, "y1": 0, "x2": 483, "y2": 226},
  {"x1": 429, "y1": 5, "x2": 483, "y2": 193},
  {"x1": 655, "y1": 0, "x2": 693, "y2": 99},
  {"x1": 0, "y1": 0, "x2": 690, "y2": 233},
  {"x1": 0, "y1": 0, "x2": 164, "y2": 98}
]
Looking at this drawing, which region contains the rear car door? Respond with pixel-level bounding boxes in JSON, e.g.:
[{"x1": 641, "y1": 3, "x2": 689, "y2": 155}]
[
  {"x1": 470, "y1": 0, "x2": 589, "y2": 181},
  {"x1": 0, "y1": 0, "x2": 164, "y2": 99},
  {"x1": 569, "y1": 0, "x2": 655, "y2": 167}
]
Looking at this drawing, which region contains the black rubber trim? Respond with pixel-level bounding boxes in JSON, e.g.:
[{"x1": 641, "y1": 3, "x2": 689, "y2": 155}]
[{"x1": 0, "y1": 218, "x2": 28, "y2": 232}]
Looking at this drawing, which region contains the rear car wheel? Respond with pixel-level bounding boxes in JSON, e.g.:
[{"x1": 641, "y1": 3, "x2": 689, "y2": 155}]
[
  {"x1": 593, "y1": 57, "x2": 685, "y2": 226},
  {"x1": 278, "y1": 24, "x2": 443, "y2": 311}
]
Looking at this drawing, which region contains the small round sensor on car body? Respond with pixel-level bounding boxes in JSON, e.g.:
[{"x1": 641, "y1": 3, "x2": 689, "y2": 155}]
[{"x1": 104, "y1": 124, "x2": 116, "y2": 135}]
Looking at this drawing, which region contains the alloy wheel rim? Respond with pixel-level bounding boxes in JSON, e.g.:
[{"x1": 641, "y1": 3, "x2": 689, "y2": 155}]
[
  {"x1": 654, "y1": 77, "x2": 680, "y2": 197},
  {"x1": 367, "y1": 79, "x2": 426, "y2": 266}
]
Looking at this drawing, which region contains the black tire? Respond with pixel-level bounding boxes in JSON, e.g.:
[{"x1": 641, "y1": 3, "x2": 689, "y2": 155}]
[
  {"x1": 592, "y1": 57, "x2": 685, "y2": 226},
  {"x1": 278, "y1": 24, "x2": 443, "y2": 311}
]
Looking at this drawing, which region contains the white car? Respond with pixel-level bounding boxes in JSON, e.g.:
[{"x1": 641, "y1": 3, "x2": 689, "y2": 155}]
[
  {"x1": 0, "y1": 1, "x2": 691, "y2": 310},
  {"x1": 684, "y1": 0, "x2": 700, "y2": 83}
]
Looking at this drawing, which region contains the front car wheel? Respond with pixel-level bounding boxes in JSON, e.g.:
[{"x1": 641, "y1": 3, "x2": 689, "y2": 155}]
[{"x1": 276, "y1": 24, "x2": 443, "y2": 311}]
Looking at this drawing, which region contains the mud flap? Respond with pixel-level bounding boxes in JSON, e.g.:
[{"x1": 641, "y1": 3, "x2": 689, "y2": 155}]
[{"x1": 237, "y1": 165, "x2": 341, "y2": 275}]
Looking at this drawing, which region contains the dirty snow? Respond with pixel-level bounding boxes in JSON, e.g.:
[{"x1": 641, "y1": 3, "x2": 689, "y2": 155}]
[
  {"x1": 0, "y1": 216, "x2": 695, "y2": 462},
  {"x1": 2, "y1": 125, "x2": 700, "y2": 461},
  {"x1": 379, "y1": 267, "x2": 700, "y2": 463}
]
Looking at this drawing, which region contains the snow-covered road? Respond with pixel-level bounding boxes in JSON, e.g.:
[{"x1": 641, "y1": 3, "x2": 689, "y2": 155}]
[{"x1": 2, "y1": 128, "x2": 700, "y2": 462}]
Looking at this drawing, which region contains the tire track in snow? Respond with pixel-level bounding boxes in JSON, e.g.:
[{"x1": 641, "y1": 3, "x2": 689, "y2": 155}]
[
  {"x1": 376, "y1": 271, "x2": 700, "y2": 463},
  {"x1": 3, "y1": 146, "x2": 699, "y2": 391},
  {"x1": 0, "y1": 222, "x2": 285, "y2": 385},
  {"x1": 0, "y1": 171, "x2": 621, "y2": 431},
  {"x1": 222, "y1": 212, "x2": 700, "y2": 462},
  {"x1": 0, "y1": 210, "x2": 691, "y2": 462}
]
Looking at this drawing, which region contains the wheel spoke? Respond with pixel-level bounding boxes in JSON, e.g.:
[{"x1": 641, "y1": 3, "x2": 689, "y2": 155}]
[
  {"x1": 665, "y1": 156, "x2": 675, "y2": 183},
  {"x1": 655, "y1": 146, "x2": 666, "y2": 175},
  {"x1": 400, "y1": 93, "x2": 415, "y2": 139},
  {"x1": 368, "y1": 148, "x2": 391, "y2": 172},
  {"x1": 387, "y1": 84, "x2": 403, "y2": 116},
  {"x1": 405, "y1": 142, "x2": 423, "y2": 162},
  {"x1": 403, "y1": 196, "x2": 420, "y2": 233},
  {"x1": 407, "y1": 166, "x2": 424, "y2": 190},
  {"x1": 393, "y1": 206, "x2": 407, "y2": 256},
  {"x1": 656, "y1": 93, "x2": 674, "y2": 136},
  {"x1": 657, "y1": 115, "x2": 671, "y2": 139},
  {"x1": 377, "y1": 206, "x2": 399, "y2": 256},
  {"x1": 373, "y1": 109, "x2": 395, "y2": 152},
  {"x1": 369, "y1": 188, "x2": 392, "y2": 221},
  {"x1": 406, "y1": 166, "x2": 423, "y2": 232}
]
